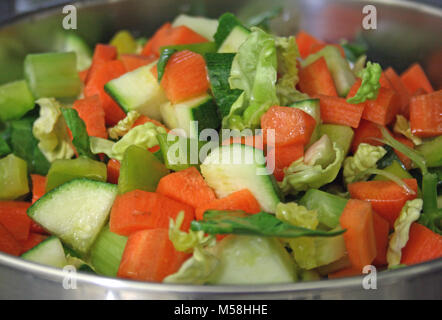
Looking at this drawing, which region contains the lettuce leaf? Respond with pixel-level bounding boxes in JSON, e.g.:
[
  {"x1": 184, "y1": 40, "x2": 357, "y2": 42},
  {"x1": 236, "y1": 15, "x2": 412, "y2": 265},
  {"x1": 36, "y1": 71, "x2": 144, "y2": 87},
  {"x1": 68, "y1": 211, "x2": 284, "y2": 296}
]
[
  {"x1": 275, "y1": 36, "x2": 308, "y2": 105},
  {"x1": 343, "y1": 143, "x2": 387, "y2": 184},
  {"x1": 393, "y1": 114, "x2": 422, "y2": 146},
  {"x1": 89, "y1": 136, "x2": 115, "y2": 159},
  {"x1": 275, "y1": 202, "x2": 318, "y2": 230},
  {"x1": 108, "y1": 110, "x2": 140, "y2": 140},
  {"x1": 347, "y1": 61, "x2": 382, "y2": 104},
  {"x1": 32, "y1": 98, "x2": 75, "y2": 162},
  {"x1": 224, "y1": 27, "x2": 278, "y2": 130},
  {"x1": 280, "y1": 143, "x2": 344, "y2": 195},
  {"x1": 387, "y1": 199, "x2": 423, "y2": 268}
]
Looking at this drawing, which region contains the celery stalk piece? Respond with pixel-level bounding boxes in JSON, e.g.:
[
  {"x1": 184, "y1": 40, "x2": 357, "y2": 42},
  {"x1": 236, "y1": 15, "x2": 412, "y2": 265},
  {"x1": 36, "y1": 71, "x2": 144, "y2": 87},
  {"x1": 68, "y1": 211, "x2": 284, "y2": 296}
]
[
  {"x1": 24, "y1": 52, "x2": 81, "y2": 99},
  {"x1": 90, "y1": 225, "x2": 127, "y2": 277},
  {"x1": 0, "y1": 154, "x2": 29, "y2": 200},
  {"x1": 299, "y1": 189, "x2": 348, "y2": 230},
  {"x1": 0, "y1": 80, "x2": 35, "y2": 121},
  {"x1": 416, "y1": 136, "x2": 442, "y2": 168},
  {"x1": 46, "y1": 157, "x2": 107, "y2": 192},
  {"x1": 319, "y1": 124, "x2": 354, "y2": 156},
  {"x1": 118, "y1": 145, "x2": 169, "y2": 194},
  {"x1": 55, "y1": 32, "x2": 92, "y2": 71}
]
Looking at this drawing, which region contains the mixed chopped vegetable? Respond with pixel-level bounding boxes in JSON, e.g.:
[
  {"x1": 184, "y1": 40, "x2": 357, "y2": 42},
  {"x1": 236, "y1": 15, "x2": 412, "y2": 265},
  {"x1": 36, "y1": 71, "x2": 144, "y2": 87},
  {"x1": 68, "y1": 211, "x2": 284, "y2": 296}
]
[{"x1": 0, "y1": 11, "x2": 441, "y2": 285}]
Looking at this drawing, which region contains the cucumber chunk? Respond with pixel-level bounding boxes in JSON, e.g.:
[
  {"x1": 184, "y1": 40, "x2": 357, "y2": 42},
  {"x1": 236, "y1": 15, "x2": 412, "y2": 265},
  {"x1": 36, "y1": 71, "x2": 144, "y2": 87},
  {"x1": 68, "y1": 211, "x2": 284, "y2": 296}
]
[
  {"x1": 28, "y1": 179, "x2": 118, "y2": 255},
  {"x1": 21, "y1": 236, "x2": 67, "y2": 268},
  {"x1": 201, "y1": 144, "x2": 281, "y2": 213},
  {"x1": 172, "y1": 14, "x2": 218, "y2": 41}
]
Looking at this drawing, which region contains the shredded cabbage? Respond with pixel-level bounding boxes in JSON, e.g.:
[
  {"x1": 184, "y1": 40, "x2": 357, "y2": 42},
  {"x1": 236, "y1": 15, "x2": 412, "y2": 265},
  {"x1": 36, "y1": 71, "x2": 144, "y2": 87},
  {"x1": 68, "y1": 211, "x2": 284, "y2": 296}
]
[
  {"x1": 32, "y1": 98, "x2": 75, "y2": 162},
  {"x1": 343, "y1": 143, "x2": 387, "y2": 184},
  {"x1": 393, "y1": 114, "x2": 422, "y2": 146},
  {"x1": 387, "y1": 199, "x2": 423, "y2": 268},
  {"x1": 108, "y1": 110, "x2": 140, "y2": 140}
]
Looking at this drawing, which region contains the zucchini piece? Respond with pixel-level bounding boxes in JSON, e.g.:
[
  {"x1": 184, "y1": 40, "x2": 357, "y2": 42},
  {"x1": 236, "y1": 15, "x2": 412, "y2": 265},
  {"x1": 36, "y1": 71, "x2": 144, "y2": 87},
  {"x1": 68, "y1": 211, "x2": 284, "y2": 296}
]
[
  {"x1": 201, "y1": 144, "x2": 281, "y2": 213},
  {"x1": 160, "y1": 94, "x2": 221, "y2": 138},
  {"x1": 28, "y1": 179, "x2": 118, "y2": 255},
  {"x1": 104, "y1": 62, "x2": 167, "y2": 121},
  {"x1": 214, "y1": 13, "x2": 250, "y2": 53},
  {"x1": 21, "y1": 236, "x2": 67, "y2": 268}
]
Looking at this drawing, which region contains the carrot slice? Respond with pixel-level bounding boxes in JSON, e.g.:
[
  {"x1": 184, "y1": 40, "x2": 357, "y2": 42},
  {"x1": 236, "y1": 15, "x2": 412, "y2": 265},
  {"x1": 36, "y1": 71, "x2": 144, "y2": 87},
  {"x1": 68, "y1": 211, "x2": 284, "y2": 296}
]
[
  {"x1": 315, "y1": 94, "x2": 365, "y2": 128},
  {"x1": 339, "y1": 199, "x2": 377, "y2": 270},
  {"x1": 351, "y1": 119, "x2": 384, "y2": 154},
  {"x1": 0, "y1": 223, "x2": 22, "y2": 256},
  {"x1": 348, "y1": 179, "x2": 418, "y2": 228},
  {"x1": 31, "y1": 174, "x2": 46, "y2": 204},
  {"x1": 409, "y1": 90, "x2": 442, "y2": 138},
  {"x1": 195, "y1": 189, "x2": 261, "y2": 221},
  {"x1": 86, "y1": 44, "x2": 118, "y2": 84},
  {"x1": 109, "y1": 190, "x2": 194, "y2": 236},
  {"x1": 158, "y1": 50, "x2": 209, "y2": 103},
  {"x1": 384, "y1": 67, "x2": 411, "y2": 117},
  {"x1": 401, "y1": 223, "x2": 442, "y2": 265},
  {"x1": 120, "y1": 54, "x2": 157, "y2": 72},
  {"x1": 400, "y1": 63, "x2": 434, "y2": 95},
  {"x1": 328, "y1": 266, "x2": 362, "y2": 279},
  {"x1": 299, "y1": 57, "x2": 338, "y2": 97},
  {"x1": 0, "y1": 201, "x2": 32, "y2": 241},
  {"x1": 107, "y1": 159, "x2": 121, "y2": 185},
  {"x1": 72, "y1": 95, "x2": 108, "y2": 139},
  {"x1": 84, "y1": 60, "x2": 127, "y2": 126},
  {"x1": 295, "y1": 30, "x2": 324, "y2": 59},
  {"x1": 156, "y1": 167, "x2": 216, "y2": 210},
  {"x1": 141, "y1": 23, "x2": 208, "y2": 57},
  {"x1": 261, "y1": 106, "x2": 317, "y2": 146},
  {"x1": 372, "y1": 212, "x2": 390, "y2": 266},
  {"x1": 19, "y1": 233, "x2": 48, "y2": 254},
  {"x1": 117, "y1": 228, "x2": 191, "y2": 282},
  {"x1": 266, "y1": 143, "x2": 304, "y2": 181}
]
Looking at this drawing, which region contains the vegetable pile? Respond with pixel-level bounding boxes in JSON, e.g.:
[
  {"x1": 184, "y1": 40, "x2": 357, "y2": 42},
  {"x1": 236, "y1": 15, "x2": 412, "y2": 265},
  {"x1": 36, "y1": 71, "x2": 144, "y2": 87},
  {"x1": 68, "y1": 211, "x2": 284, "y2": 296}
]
[{"x1": 0, "y1": 11, "x2": 441, "y2": 285}]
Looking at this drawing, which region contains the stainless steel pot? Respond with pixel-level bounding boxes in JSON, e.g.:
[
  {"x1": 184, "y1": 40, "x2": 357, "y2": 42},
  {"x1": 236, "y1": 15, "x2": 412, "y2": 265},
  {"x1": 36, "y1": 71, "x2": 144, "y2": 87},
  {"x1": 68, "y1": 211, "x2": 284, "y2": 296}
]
[{"x1": 0, "y1": 0, "x2": 441, "y2": 299}]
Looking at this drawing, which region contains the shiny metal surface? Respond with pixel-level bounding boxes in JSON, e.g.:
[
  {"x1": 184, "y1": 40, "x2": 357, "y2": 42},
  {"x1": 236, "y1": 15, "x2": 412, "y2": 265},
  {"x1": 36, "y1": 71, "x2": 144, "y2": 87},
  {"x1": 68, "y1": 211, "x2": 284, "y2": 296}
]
[{"x1": 0, "y1": 0, "x2": 441, "y2": 299}]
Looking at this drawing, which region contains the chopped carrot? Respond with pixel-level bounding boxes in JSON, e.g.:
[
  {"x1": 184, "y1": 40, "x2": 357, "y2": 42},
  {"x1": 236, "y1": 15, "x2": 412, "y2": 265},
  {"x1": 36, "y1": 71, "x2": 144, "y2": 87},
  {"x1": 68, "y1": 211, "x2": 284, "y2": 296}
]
[
  {"x1": 78, "y1": 68, "x2": 89, "y2": 83},
  {"x1": 221, "y1": 135, "x2": 266, "y2": 150},
  {"x1": 156, "y1": 167, "x2": 216, "y2": 210},
  {"x1": 31, "y1": 174, "x2": 46, "y2": 204},
  {"x1": 384, "y1": 67, "x2": 411, "y2": 117},
  {"x1": 339, "y1": 199, "x2": 377, "y2": 270},
  {"x1": 351, "y1": 119, "x2": 384, "y2": 154},
  {"x1": 347, "y1": 79, "x2": 400, "y2": 125},
  {"x1": 107, "y1": 159, "x2": 121, "y2": 185},
  {"x1": 348, "y1": 179, "x2": 418, "y2": 228},
  {"x1": 132, "y1": 115, "x2": 169, "y2": 131},
  {"x1": 409, "y1": 90, "x2": 442, "y2": 138},
  {"x1": 195, "y1": 189, "x2": 261, "y2": 221},
  {"x1": 261, "y1": 106, "x2": 317, "y2": 146},
  {"x1": 120, "y1": 54, "x2": 157, "y2": 72},
  {"x1": 0, "y1": 201, "x2": 32, "y2": 241},
  {"x1": 401, "y1": 223, "x2": 442, "y2": 265},
  {"x1": 328, "y1": 266, "x2": 362, "y2": 279},
  {"x1": 379, "y1": 72, "x2": 392, "y2": 89},
  {"x1": 86, "y1": 44, "x2": 118, "y2": 84},
  {"x1": 400, "y1": 63, "x2": 434, "y2": 95},
  {"x1": 19, "y1": 233, "x2": 48, "y2": 254},
  {"x1": 109, "y1": 190, "x2": 194, "y2": 236},
  {"x1": 141, "y1": 23, "x2": 208, "y2": 57},
  {"x1": 295, "y1": 30, "x2": 324, "y2": 59},
  {"x1": 316, "y1": 94, "x2": 365, "y2": 128},
  {"x1": 157, "y1": 50, "x2": 209, "y2": 103},
  {"x1": 299, "y1": 57, "x2": 338, "y2": 97},
  {"x1": 0, "y1": 223, "x2": 22, "y2": 256},
  {"x1": 372, "y1": 212, "x2": 390, "y2": 266},
  {"x1": 117, "y1": 228, "x2": 191, "y2": 282},
  {"x1": 84, "y1": 60, "x2": 127, "y2": 126},
  {"x1": 266, "y1": 143, "x2": 304, "y2": 181},
  {"x1": 308, "y1": 43, "x2": 346, "y2": 58},
  {"x1": 72, "y1": 95, "x2": 108, "y2": 139}
]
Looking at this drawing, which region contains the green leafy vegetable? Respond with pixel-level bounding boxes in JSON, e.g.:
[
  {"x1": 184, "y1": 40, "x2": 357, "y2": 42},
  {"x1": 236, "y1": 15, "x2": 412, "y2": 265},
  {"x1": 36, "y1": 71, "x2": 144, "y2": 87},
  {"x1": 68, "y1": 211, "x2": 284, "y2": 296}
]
[
  {"x1": 376, "y1": 145, "x2": 404, "y2": 170},
  {"x1": 191, "y1": 210, "x2": 345, "y2": 238},
  {"x1": 275, "y1": 36, "x2": 309, "y2": 105},
  {"x1": 393, "y1": 115, "x2": 422, "y2": 146},
  {"x1": 224, "y1": 27, "x2": 278, "y2": 130},
  {"x1": 32, "y1": 98, "x2": 75, "y2": 162},
  {"x1": 0, "y1": 136, "x2": 11, "y2": 157},
  {"x1": 280, "y1": 143, "x2": 344, "y2": 195},
  {"x1": 275, "y1": 202, "x2": 318, "y2": 230},
  {"x1": 108, "y1": 110, "x2": 140, "y2": 140},
  {"x1": 303, "y1": 134, "x2": 335, "y2": 168},
  {"x1": 89, "y1": 136, "x2": 115, "y2": 159},
  {"x1": 343, "y1": 143, "x2": 387, "y2": 184},
  {"x1": 387, "y1": 199, "x2": 423, "y2": 268},
  {"x1": 157, "y1": 48, "x2": 177, "y2": 82},
  {"x1": 340, "y1": 38, "x2": 368, "y2": 63},
  {"x1": 61, "y1": 108, "x2": 96, "y2": 160},
  {"x1": 347, "y1": 62, "x2": 382, "y2": 104}
]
